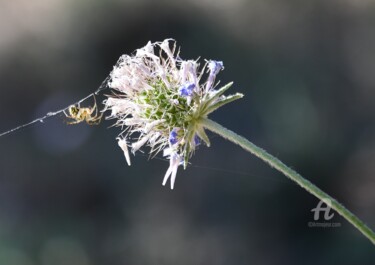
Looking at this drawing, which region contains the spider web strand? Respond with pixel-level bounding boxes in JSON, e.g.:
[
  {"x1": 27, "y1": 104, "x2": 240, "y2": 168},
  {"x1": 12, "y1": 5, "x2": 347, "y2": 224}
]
[{"x1": 0, "y1": 76, "x2": 110, "y2": 138}]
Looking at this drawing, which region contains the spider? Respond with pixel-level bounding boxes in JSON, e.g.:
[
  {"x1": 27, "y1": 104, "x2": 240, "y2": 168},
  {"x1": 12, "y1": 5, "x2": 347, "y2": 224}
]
[{"x1": 64, "y1": 96, "x2": 103, "y2": 125}]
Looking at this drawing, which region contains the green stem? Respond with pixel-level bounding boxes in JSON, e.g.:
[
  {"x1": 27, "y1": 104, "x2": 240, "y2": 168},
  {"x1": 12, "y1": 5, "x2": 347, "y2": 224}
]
[{"x1": 201, "y1": 118, "x2": 375, "y2": 245}]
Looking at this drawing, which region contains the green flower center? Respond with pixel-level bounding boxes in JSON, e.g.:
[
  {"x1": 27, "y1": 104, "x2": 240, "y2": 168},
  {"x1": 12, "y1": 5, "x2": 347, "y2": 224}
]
[{"x1": 138, "y1": 79, "x2": 195, "y2": 131}]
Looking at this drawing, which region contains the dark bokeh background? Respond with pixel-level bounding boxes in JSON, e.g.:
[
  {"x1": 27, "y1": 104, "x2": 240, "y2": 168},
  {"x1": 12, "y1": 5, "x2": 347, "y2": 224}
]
[{"x1": 0, "y1": 0, "x2": 374, "y2": 264}]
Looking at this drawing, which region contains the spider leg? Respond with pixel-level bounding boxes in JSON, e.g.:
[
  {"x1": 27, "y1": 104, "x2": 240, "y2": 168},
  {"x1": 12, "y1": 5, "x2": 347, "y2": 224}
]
[
  {"x1": 86, "y1": 115, "x2": 99, "y2": 125},
  {"x1": 93, "y1": 95, "x2": 99, "y2": 117},
  {"x1": 67, "y1": 120, "x2": 83, "y2": 125},
  {"x1": 87, "y1": 120, "x2": 99, "y2": 125},
  {"x1": 63, "y1": 109, "x2": 70, "y2": 118},
  {"x1": 85, "y1": 96, "x2": 103, "y2": 125},
  {"x1": 86, "y1": 113, "x2": 103, "y2": 125}
]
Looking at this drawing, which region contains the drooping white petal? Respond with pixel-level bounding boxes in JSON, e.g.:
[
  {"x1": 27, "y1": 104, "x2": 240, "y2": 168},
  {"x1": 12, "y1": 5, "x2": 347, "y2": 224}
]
[
  {"x1": 162, "y1": 153, "x2": 181, "y2": 189},
  {"x1": 169, "y1": 163, "x2": 179, "y2": 189},
  {"x1": 117, "y1": 137, "x2": 131, "y2": 166},
  {"x1": 162, "y1": 167, "x2": 172, "y2": 186}
]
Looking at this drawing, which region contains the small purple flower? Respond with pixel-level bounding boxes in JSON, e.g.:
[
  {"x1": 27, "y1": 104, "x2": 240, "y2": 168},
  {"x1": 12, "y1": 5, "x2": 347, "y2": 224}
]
[
  {"x1": 179, "y1": 83, "x2": 195, "y2": 97},
  {"x1": 169, "y1": 128, "x2": 179, "y2": 145},
  {"x1": 206, "y1": 60, "x2": 224, "y2": 91},
  {"x1": 208, "y1": 60, "x2": 224, "y2": 75}
]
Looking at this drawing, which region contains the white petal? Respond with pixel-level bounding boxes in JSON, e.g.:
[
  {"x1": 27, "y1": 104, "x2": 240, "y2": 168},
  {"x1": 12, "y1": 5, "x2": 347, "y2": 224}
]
[
  {"x1": 162, "y1": 167, "x2": 173, "y2": 186},
  {"x1": 179, "y1": 61, "x2": 188, "y2": 82},
  {"x1": 131, "y1": 134, "x2": 151, "y2": 153},
  {"x1": 160, "y1": 39, "x2": 176, "y2": 68},
  {"x1": 117, "y1": 138, "x2": 131, "y2": 166},
  {"x1": 206, "y1": 76, "x2": 214, "y2": 92},
  {"x1": 170, "y1": 165, "x2": 178, "y2": 189},
  {"x1": 187, "y1": 60, "x2": 198, "y2": 86},
  {"x1": 143, "y1": 41, "x2": 154, "y2": 53},
  {"x1": 149, "y1": 132, "x2": 161, "y2": 145},
  {"x1": 124, "y1": 118, "x2": 148, "y2": 126},
  {"x1": 162, "y1": 153, "x2": 181, "y2": 189},
  {"x1": 163, "y1": 147, "x2": 173, "y2": 157},
  {"x1": 144, "y1": 119, "x2": 164, "y2": 133}
]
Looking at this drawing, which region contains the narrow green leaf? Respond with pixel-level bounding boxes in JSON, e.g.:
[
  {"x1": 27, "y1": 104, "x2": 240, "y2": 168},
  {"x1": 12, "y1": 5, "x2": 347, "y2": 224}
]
[
  {"x1": 201, "y1": 82, "x2": 234, "y2": 113},
  {"x1": 204, "y1": 93, "x2": 243, "y2": 116},
  {"x1": 196, "y1": 126, "x2": 211, "y2": 147}
]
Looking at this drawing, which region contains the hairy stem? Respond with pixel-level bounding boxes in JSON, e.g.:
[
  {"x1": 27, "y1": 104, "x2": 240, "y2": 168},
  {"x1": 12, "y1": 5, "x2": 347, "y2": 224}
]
[{"x1": 201, "y1": 118, "x2": 375, "y2": 245}]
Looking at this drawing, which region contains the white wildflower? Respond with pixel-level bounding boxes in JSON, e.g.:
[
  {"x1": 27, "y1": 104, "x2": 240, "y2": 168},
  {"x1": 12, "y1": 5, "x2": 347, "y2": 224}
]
[{"x1": 105, "y1": 39, "x2": 243, "y2": 189}]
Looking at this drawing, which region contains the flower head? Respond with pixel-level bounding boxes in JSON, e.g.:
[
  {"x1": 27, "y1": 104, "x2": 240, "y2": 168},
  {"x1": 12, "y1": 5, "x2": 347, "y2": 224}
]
[{"x1": 104, "y1": 39, "x2": 243, "y2": 189}]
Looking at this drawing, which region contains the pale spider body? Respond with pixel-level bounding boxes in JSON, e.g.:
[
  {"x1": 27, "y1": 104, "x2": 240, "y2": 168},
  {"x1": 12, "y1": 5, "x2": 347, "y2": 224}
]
[{"x1": 64, "y1": 97, "x2": 103, "y2": 125}]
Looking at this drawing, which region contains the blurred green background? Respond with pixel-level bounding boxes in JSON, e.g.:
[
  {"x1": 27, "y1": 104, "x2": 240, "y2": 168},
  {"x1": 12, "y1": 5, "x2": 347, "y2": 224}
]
[{"x1": 0, "y1": 0, "x2": 374, "y2": 264}]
